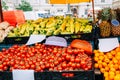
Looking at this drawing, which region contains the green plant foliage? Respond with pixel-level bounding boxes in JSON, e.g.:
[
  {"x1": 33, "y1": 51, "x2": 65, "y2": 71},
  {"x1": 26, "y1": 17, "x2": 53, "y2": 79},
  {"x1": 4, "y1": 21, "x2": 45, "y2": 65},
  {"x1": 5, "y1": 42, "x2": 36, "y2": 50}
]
[
  {"x1": 2, "y1": 0, "x2": 9, "y2": 10},
  {"x1": 16, "y1": 0, "x2": 33, "y2": 11}
]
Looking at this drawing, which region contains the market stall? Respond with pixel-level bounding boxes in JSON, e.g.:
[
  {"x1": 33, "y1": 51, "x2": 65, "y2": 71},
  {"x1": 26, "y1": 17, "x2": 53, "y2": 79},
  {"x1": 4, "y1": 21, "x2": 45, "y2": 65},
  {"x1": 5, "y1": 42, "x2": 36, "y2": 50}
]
[{"x1": 2, "y1": 0, "x2": 120, "y2": 80}]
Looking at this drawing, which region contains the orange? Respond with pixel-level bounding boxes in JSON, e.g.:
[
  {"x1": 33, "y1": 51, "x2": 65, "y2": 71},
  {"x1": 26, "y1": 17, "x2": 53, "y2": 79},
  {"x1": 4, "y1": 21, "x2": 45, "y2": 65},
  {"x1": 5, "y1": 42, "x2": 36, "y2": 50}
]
[
  {"x1": 98, "y1": 63, "x2": 103, "y2": 68},
  {"x1": 94, "y1": 63, "x2": 99, "y2": 68},
  {"x1": 115, "y1": 71, "x2": 120, "y2": 74},
  {"x1": 110, "y1": 67, "x2": 116, "y2": 72},
  {"x1": 102, "y1": 62, "x2": 107, "y2": 67},
  {"x1": 100, "y1": 68, "x2": 105, "y2": 73},
  {"x1": 104, "y1": 66, "x2": 109, "y2": 72},
  {"x1": 99, "y1": 55, "x2": 104, "y2": 61},
  {"x1": 104, "y1": 72, "x2": 109, "y2": 77},
  {"x1": 99, "y1": 52, "x2": 104, "y2": 56},
  {"x1": 116, "y1": 56, "x2": 120, "y2": 60},
  {"x1": 104, "y1": 58, "x2": 110, "y2": 63},
  {"x1": 110, "y1": 50, "x2": 116, "y2": 56},
  {"x1": 113, "y1": 58, "x2": 118, "y2": 64},
  {"x1": 114, "y1": 64, "x2": 119, "y2": 70},
  {"x1": 94, "y1": 57, "x2": 99, "y2": 62},
  {"x1": 116, "y1": 52, "x2": 120, "y2": 56},
  {"x1": 106, "y1": 52, "x2": 113, "y2": 59},
  {"x1": 115, "y1": 47, "x2": 120, "y2": 52},
  {"x1": 114, "y1": 74, "x2": 120, "y2": 80},
  {"x1": 98, "y1": 60, "x2": 102, "y2": 64},
  {"x1": 93, "y1": 50, "x2": 100, "y2": 53},
  {"x1": 108, "y1": 71, "x2": 115, "y2": 80}
]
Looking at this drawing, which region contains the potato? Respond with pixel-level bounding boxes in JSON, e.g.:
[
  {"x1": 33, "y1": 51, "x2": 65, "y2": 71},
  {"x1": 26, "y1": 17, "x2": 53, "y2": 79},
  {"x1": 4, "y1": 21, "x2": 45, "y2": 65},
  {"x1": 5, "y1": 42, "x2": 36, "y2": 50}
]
[
  {"x1": 0, "y1": 21, "x2": 10, "y2": 29},
  {"x1": 5, "y1": 26, "x2": 14, "y2": 33}
]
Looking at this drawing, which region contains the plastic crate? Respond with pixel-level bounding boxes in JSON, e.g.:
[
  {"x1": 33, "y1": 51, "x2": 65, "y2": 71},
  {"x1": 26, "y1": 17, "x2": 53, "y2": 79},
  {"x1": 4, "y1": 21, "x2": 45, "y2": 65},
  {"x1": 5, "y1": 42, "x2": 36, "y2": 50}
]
[
  {"x1": 0, "y1": 70, "x2": 95, "y2": 80},
  {"x1": 46, "y1": 70, "x2": 95, "y2": 80},
  {"x1": 0, "y1": 71, "x2": 13, "y2": 80},
  {"x1": 0, "y1": 71, "x2": 48, "y2": 80},
  {"x1": 4, "y1": 37, "x2": 29, "y2": 44},
  {"x1": 0, "y1": 44, "x2": 13, "y2": 51}
]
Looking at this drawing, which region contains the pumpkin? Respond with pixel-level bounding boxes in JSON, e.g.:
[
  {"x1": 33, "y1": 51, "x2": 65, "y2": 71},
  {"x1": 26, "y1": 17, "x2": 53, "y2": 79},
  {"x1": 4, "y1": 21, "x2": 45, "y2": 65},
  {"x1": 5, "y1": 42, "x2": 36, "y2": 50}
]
[{"x1": 70, "y1": 39, "x2": 93, "y2": 55}]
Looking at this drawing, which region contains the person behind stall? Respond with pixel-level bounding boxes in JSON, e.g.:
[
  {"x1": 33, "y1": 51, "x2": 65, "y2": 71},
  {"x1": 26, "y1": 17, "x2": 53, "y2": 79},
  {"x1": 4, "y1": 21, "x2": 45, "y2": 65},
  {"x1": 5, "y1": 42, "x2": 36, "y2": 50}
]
[{"x1": 73, "y1": 13, "x2": 78, "y2": 18}]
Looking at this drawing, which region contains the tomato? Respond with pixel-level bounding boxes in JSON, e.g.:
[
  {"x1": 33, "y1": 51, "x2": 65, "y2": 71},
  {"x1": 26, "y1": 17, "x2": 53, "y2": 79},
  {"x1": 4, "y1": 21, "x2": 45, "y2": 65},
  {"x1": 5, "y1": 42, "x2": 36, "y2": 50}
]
[
  {"x1": 25, "y1": 64, "x2": 30, "y2": 69},
  {"x1": 0, "y1": 64, "x2": 3, "y2": 69},
  {"x1": 76, "y1": 63, "x2": 81, "y2": 68},
  {"x1": 35, "y1": 66, "x2": 42, "y2": 72},
  {"x1": 68, "y1": 73, "x2": 74, "y2": 77},
  {"x1": 66, "y1": 55, "x2": 71, "y2": 61},
  {"x1": 75, "y1": 58, "x2": 80, "y2": 63},
  {"x1": 67, "y1": 49, "x2": 73, "y2": 54},
  {"x1": 0, "y1": 43, "x2": 92, "y2": 71},
  {"x1": 61, "y1": 63, "x2": 67, "y2": 69},
  {"x1": 31, "y1": 64, "x2": 35, "y2": 69},
  {"x1": 54, "y1": 61, "x2": 59, "y2": 65}
]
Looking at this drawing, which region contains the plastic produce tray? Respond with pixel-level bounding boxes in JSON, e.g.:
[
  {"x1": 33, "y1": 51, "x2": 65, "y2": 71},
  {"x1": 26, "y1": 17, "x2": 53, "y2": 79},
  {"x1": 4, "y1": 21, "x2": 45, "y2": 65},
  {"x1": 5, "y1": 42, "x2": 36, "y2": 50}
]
[
  {"x1": 0, "y1": 71, "x2": 47, "y2": 80},
  {"x1": 4, "y1": 37, "x2": 29, "y2": 44},
  {"x1": 0, "y1": 70, "x2": 95, "y2": 80},
  {"x1": 46, "y1": 70, "x2": 95, "y2": 80}
]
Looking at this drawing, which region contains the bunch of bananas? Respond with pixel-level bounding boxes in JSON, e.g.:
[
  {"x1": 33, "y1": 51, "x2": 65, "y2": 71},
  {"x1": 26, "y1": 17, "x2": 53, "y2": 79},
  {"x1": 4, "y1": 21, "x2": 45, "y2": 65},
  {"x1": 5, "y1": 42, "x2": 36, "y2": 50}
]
[{"x1": 7, "y1": 16, "x2": 92, "y2": 37}]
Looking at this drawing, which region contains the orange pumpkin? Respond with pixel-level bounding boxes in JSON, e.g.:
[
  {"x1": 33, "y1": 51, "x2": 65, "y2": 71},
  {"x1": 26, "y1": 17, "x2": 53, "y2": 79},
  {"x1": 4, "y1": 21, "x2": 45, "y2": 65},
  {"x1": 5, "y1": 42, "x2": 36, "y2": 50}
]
[{"x1": 70, "y1": 39, "x2": 93, "y2": 55}]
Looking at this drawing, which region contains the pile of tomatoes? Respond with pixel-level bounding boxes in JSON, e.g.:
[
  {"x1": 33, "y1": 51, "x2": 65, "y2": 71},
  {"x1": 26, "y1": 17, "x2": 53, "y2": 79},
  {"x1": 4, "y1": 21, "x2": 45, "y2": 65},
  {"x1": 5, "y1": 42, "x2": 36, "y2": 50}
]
[{"x1": 0, "y1": 43, "x2": 92, "y2": 72}]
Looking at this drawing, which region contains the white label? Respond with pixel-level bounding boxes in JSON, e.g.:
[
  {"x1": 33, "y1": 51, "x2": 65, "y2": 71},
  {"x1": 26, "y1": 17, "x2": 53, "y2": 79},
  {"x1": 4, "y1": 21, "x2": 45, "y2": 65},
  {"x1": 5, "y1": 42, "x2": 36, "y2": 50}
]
[
  {"x1": 26, "y1": 35, "x2": 46, "y2": 45},
  {"x1": 98, "y1": 38, "x2": 119, "y2": 52},
  {"x1": 12, "y1": 70, "x2": 34, "y2": 80}
]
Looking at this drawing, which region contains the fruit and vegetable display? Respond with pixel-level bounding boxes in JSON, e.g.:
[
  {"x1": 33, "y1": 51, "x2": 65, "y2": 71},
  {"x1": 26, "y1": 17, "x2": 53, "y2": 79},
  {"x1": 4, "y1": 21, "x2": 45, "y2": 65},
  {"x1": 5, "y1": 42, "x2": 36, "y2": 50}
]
[
  {"x1": 0, "y1": 39, "x2": 93, "y2": 72},
  {"x1": 7, "y1": 16, "x2": 92, "y2": 37},
  {"x1": 0, "y1": 21, "x2": 14, "y2": 42},
  {"x1": 97, "y1": 8, "x2": 120, "y2": 37},
  {"x1": 94, "y1": 46, "x2": 120, "y2": 80}
]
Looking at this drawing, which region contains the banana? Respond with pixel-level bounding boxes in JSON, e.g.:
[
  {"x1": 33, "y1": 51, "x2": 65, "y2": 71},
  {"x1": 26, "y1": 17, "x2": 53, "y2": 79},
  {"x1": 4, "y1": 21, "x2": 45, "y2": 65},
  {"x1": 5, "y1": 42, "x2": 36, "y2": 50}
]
[
  {"x1": 46, "y1": 21, "x2": 56, "y2": 28},
  {"x1": 83, "y1": 25, "x2": 92, "y2": 33},
  {"x1": 80, "y1": 26, "x2": 86, "y2": 32},
  {"x1": 70, "y1": 19, "x2": 74, "y2": 33},
  {"x1": 53, "y1": 28, "x2": 61, "y2": 35},
  {"x1": 60, "y1": 21, "x2": 66, "y2": 31},
  {"x1": 75, "y1": 22, "x2": 80, "y2": 34},
  {"x1": 7, "y1": 32, "x2": 16, "y2": 37},
  {"x1": 19, "y1": 23, "x2": 27, "y2": 34}
]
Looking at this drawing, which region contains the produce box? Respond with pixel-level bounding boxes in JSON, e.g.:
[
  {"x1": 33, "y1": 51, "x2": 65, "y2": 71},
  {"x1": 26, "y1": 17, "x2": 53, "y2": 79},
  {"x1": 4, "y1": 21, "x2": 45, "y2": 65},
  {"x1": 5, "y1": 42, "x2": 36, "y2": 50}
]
[
  {"x1": 0, "y1": 71, "x2": 47, "y2": 80},
  {"x1": 0, "y1": 38, "x2": 95, "y2": 80},
  {"x1": 4, "y1": 37, "x2": 29, "y2": 44},
  {"x1": 3, "y1": 10, "x2": 25, "y2": 26},
  {"x1": 46, "y1": 70, "x2": 95, "y2": 80},
  {"x1": 0, "y1": 70, "x2": 95, "y2": 80}
]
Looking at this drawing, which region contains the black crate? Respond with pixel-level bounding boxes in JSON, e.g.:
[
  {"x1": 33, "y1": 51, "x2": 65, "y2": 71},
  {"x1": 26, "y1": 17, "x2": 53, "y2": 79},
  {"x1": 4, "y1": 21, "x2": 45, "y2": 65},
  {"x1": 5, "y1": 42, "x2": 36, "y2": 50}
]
[
  {"x1": 34, "y1": 72, "x2": 47, "y2": 80},
  {"x1": 0, "y1": 71, "x2": 48, "y2": 80},
  {"x1": 0, "y1": 44, "x2": 13, "y2": 51},
  {"x1": 4, "y1": 37, "x2": 29, "y2": 44},
  {"x1": 0, "y1": 71, "x2": 13, "y2": 80},
  {"x1": 46, "y1": 70, "x2": 95, "y2": 80}
]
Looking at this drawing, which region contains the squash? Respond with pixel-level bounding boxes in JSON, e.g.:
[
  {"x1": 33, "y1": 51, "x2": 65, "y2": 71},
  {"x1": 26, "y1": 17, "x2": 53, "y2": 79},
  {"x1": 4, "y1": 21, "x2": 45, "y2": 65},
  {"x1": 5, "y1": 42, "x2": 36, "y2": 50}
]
[{"x1": 70, "y1": 39, "x2": 93, "y2": 55}]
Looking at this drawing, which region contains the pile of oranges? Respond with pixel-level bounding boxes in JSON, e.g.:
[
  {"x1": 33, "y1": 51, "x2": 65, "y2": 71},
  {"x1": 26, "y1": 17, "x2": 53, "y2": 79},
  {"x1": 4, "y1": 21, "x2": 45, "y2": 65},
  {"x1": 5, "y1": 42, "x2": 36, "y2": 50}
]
[{"x1": 94, "y1": 46, "x2": 120, "y2": 80}]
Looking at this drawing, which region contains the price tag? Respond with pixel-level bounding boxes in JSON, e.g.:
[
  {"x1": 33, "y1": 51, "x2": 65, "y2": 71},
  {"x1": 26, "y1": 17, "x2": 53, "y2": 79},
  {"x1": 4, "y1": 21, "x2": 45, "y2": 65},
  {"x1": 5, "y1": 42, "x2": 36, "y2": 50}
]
[
  {"x1": 12, "y1": 70, "x2": 34, "y2": 80},
  {"x1": 44, "y1": 36, "x2": 67, "y2": 47},
  {"x1": 26, "y1": 35, "x2": 46, "y2": 45},
  {"x1": 111, "y1": 19, "x2": 120, "y2": 26},
  {"x1": 98, "y1": 38, "x2": 119, "y2": 52}
]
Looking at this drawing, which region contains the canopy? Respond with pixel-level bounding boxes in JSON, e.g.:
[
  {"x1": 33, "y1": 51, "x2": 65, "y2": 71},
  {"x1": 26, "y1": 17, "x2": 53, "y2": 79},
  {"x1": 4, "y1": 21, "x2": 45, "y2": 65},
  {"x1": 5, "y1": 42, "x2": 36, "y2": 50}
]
[{"x1": 49, "y1": 0, "x2": 91, "y2": 4}]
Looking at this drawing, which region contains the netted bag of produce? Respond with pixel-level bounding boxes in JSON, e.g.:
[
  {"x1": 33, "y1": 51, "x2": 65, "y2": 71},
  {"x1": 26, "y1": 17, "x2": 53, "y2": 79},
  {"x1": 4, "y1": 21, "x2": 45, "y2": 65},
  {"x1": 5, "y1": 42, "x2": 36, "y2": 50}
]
[
  {"x1": 110, "y1": 9, "x2": 120, "y2": 36},
  {"x1": 111, "y1": 24, "x2": 120, "y2": 36}
]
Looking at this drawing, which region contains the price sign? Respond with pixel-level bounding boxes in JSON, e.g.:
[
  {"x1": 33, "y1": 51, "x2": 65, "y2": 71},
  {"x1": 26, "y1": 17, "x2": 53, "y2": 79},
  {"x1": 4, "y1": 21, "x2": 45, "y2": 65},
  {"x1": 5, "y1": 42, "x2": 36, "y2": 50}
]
[
  {"x1": 26, "y1": 34, "x2": 46, "y2": 45},
  {"x1": 98, "y1": 38, "x2": 119, "y2": 52},
  {"x1": 12, "y1": 70, "x2": 34, "y2": 80}
]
